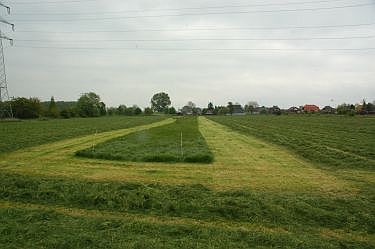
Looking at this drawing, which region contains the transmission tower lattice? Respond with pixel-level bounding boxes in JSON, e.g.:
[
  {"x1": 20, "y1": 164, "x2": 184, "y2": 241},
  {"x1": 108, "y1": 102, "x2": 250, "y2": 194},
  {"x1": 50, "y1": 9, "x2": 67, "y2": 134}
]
[{"x1": 0, "y1": 1, "x2": 13, "y2": 119}]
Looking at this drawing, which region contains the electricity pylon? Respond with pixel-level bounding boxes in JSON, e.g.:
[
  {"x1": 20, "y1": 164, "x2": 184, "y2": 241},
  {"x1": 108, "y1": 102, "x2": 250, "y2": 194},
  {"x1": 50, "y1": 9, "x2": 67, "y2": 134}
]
[{"x1": 0, "y1": 1, "x2": 14, "y2": 119}]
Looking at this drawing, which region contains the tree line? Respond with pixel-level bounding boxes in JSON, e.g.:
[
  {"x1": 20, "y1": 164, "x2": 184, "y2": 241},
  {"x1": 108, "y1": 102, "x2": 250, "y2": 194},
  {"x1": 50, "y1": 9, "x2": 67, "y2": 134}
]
[
  {"x1": 1, "y1": 91, "x2": 374, "y2": 119},
  {"x1": 0, "y1": 92, "x2": 175, "y2": 119}
]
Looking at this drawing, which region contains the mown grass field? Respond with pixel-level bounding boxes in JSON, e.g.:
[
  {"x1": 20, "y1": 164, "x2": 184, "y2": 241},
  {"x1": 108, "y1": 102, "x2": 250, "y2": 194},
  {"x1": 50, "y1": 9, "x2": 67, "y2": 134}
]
[
  {"x1": 209, "y1": 115, "x2": 375, "y2": 170},
  {"x1": 76, "y1": 117, "x2": 213, "y2": 163},
  {"x1": 0, "y1": 115, "x2": 374, "y2": 248},
  {"x1": 0, "y1": 116, "x2": 166, "y2": 154}
]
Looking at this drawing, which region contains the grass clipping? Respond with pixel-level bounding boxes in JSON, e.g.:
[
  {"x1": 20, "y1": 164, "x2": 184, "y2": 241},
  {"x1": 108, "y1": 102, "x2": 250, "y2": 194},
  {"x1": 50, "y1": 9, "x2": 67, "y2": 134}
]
[{"x1": 76, "y1": 117, "x2": 214, "y2": 163}]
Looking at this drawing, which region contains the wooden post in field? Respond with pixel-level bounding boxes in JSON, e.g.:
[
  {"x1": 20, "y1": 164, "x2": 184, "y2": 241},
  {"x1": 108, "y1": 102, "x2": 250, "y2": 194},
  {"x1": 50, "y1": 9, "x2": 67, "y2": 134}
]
[{"x1": 180, "y1": 131, "x2": 183, "y2": 158}]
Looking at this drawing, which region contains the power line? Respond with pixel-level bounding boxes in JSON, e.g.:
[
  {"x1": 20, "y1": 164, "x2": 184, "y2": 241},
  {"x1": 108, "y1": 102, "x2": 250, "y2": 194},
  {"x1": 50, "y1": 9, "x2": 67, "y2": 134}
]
[
  {"x1": 15, "y1": 22, "x2": 375, "y2": 34},
  {"x1": 12, "y1": 0, "x2": 98, "y2": 4},
  {"x1": 14, "y1": 35, "x2": 375, "y2": 43},
  {"x1": 12, "y1": 3, "x2": 374, "y2": 22},
  {"x1": 13, "y1": 45, "x2": 375, "y2": 51},
  {"x1": 11, "y1": 0, "x2": 360, "y2": 15}
]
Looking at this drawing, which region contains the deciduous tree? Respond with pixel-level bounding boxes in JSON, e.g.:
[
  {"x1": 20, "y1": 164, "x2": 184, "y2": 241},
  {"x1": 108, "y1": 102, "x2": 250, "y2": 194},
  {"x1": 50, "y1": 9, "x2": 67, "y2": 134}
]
[
  {"x1": 76, "y1": 92, "x2": 102, "y2": 117},
  {"x1": 151, "y1": 92, "x2": 171, "y2": 113},
  {"x1": 47, "y1": 96, "x2": 59, "y2": 118}
]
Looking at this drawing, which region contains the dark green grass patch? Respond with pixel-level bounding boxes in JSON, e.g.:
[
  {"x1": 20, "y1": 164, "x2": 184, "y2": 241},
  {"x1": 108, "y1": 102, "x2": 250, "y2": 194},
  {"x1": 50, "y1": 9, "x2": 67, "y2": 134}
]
[
  {"x1": 0, "y1": 116, "x2": 166, "y2": 154},
  {"x1": 0, "y1": 172, "x2": 373, "y2": 234},
  {"x1": 76, "y1": 117, "x2": 213, "y2": 163},
  {"x1": 209, "y1": 115, "x2": 375, "y2": 170}
]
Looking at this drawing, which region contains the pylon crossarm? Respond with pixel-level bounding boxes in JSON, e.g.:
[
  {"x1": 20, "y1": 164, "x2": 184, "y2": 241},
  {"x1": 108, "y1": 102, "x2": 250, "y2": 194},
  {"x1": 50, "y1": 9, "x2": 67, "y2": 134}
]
[
  {"x1": 0, "y1": 18, "x2": 14, "y2": 31},
  {"x1": 0, "y1": 34, "x2": 13, "y2": 45},
  {"x1": 0, "y1": 2, "x2": 10, "y2": 14}
]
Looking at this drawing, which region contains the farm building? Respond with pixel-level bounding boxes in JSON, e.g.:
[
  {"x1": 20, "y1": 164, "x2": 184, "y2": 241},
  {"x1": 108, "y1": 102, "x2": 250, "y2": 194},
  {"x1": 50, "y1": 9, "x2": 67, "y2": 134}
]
[
  {"x1": 232, "y1": 104, "x2": 245, "y2": 115},
  {"x1": 253, "y1": 106, "x2": 268, "y2": 115},
  {"x1": 180, "y1": 106, "x2": 202, "y2": 115},
  {"x1": 204, "y1": 109, "x2": 215, "y2": 115},
  {"x1": 288, "y1": 106, "x2": 301, "y2": 113},
  {"x1": 303, "y1": 105, "x2": 320, "y2": 113},
  {"x1": 321, "y1": 106, "x2": 336, "y2": 114},
  {"x1": 269, "y1": 106, "x2": 282, "y2": 115},
  {"x1": 181, "y1": 106, "x2": 193, "y2": 115}
]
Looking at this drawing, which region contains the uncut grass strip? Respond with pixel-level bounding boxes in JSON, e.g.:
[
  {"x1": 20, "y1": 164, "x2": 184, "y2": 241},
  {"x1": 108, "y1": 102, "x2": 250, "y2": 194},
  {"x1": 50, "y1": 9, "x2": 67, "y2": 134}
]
[{"x1": 76, "y1": 117, "x2": 214, "y2": 164}]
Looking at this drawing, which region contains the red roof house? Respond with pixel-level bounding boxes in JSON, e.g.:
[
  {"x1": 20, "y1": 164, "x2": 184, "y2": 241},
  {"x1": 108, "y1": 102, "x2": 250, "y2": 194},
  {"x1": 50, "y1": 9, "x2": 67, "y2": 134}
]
[{"x1": 303, "y1": 105, "x2": 320, "y2": 112}]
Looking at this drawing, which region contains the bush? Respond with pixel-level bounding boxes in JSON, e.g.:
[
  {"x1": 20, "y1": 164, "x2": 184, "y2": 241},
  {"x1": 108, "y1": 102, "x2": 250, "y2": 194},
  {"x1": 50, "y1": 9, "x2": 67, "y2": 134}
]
[{"x1": 11, "y1": 97, "x2": 42, "y2": 119}]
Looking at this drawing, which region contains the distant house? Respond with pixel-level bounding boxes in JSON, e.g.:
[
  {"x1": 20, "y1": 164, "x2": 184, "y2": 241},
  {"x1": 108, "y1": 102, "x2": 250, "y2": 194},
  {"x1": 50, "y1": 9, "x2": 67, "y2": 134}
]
[
  {"x1": 269, "y1": 106, "x2": 281, "y2": 115},
  {"x1": 195, "y1": 107, "x2": 202, "y2": 115},
  {"x1": 303, "y1": 105, "x2": 320, "y2": 113},
  {"x1": 181, "y1": 106, "x2": 193, "y2": 115},
  {"x1": 253, "y1": 106, "x2": 268, "y2": 115},
  {"x1": 288, "y1": 106, "x2": 301, "y2": 114},
  {"x1": 321, "y1": 106, "x2": 336, "y2": 114},
  {"x1": 232, "y1": 104, "x2": 245, "y2": 115},
  {"x1": 204, "y1": 109, "x2": 215, "y2": 115},
  {"x1": 180, "y1": 106, "x2": 202, "y2": 115}
]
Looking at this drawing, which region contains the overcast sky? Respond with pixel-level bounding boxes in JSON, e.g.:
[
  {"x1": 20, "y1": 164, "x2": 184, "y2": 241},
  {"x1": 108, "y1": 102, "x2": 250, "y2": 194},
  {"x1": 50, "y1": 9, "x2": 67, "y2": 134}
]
[{"x1": 1, "y1": 0, "x2": 375, "y2": 108}]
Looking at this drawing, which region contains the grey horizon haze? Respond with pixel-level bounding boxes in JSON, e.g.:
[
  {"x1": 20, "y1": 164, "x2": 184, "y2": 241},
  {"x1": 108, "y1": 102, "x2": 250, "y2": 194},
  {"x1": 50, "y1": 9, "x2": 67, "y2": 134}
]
[{"x1": 1, "y1": 0, "x2": 375, "y2": 109}]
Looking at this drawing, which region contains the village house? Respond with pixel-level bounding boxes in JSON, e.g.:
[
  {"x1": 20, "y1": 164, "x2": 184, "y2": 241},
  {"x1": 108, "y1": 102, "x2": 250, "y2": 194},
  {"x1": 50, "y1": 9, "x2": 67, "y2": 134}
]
[
  {"x1": 288, "y1": 106, "x2": 301, "y2": 114},
  {"x1": 321, "y1": 106, "x2": 336, "y2": 114},
  {"x1": 180, "y1": 106, "x2": 193, "y2": 115},
  {"x1": 204, "y1": 109, "x2": 215, "y2": 115},
  {"x1": 303, "y1": 104, "x2": 320, "y2": 113},
  {"x1": 231, "y1": 104, "x2": 245, "y2": 115}
]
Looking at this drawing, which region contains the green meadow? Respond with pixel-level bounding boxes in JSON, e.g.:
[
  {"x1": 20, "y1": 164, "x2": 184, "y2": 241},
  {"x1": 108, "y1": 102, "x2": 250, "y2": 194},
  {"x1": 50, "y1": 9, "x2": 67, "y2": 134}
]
[{"x1": 0, "y1": 116, "x2": 374, "y2": 248}]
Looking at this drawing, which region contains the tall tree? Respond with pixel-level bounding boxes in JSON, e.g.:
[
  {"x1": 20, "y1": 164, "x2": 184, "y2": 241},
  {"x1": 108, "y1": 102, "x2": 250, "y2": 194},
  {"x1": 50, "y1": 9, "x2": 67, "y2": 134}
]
[
  {"x1": 76, "y1": 92, "x2": 102, "y2": 117},
  {"x1": 227, "y1": 102, "x2": 234, "y2": 115},
  {"x1": 47, "y1": 96, "x2": 59, "y2": 118},
  {"x1": 133, "y1": 105, "x2": 143, "y2": 115},
  {"x1": 99, "y1": 102, "x2": 107, "y2": 116},
  {"x1": 167, "y1": 107, "x2": 177, "y2": 115},
  {"x1": 151, "y1": 92, "x2": 171, "y2": 113},
  {"x1": 144, "y1": 107, "x2": 153, "y2": 115}
]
